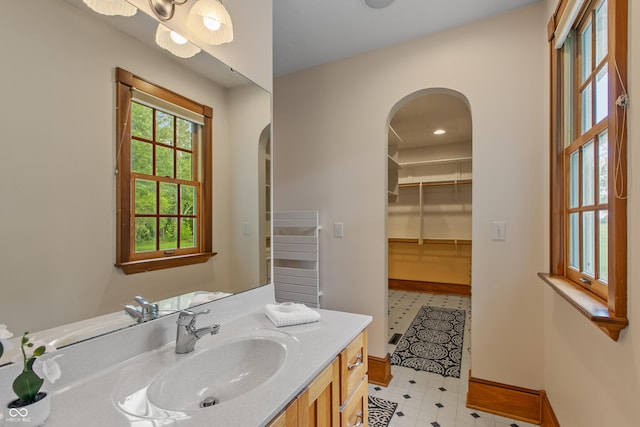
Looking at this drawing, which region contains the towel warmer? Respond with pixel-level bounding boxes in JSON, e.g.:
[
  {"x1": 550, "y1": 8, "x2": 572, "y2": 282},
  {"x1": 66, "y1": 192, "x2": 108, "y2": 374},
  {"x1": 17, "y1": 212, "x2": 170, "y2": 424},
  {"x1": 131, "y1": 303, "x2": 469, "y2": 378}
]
[{"x1": 272, "y1": 211, "x2": 320, "y2": 308}]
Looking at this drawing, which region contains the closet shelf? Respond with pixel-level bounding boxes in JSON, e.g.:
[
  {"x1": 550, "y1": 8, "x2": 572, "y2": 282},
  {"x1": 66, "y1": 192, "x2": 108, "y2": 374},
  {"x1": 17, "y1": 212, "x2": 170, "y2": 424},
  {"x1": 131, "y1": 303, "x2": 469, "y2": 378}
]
[
  {"x1": 399, "y1": 179, "x2": 472, "y2": 188},
  {"x1": 388, "y1": 155, "x2": 401, "y2": 170},
  {"x1": 388, "y1": 237, "x2": 472, "y2": 245},
  {"x1": 399, "y1": 157, "x2": 472, "y2": 168}
]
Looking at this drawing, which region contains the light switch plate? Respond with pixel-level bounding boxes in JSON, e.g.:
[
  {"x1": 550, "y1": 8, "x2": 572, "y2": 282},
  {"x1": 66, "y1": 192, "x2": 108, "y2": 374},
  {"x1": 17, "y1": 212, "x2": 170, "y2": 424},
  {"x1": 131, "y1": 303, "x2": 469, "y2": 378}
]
[
  {"x1": 491, "y1": 221, "x2": 506, "y2": 241},
  {"x1": 333, "y1": 222, "x2": 344, "y2": 238}
]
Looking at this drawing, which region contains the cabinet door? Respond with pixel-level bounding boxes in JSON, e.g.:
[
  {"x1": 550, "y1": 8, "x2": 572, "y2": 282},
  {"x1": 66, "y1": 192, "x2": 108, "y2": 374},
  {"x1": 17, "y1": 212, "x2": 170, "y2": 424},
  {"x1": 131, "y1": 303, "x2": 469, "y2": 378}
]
[
  {"x1": 298, "y1": 359, "x2": 340, "y2": 427},
  {"x1": 341, "y1": 376, "x2": 368, "y2": 427},
  {"x1": 267, "y1": 398, "x2": 299, "y2": 427},
  {"x1": 340, "y1": 330, "x2": 368, "y2": 404}
]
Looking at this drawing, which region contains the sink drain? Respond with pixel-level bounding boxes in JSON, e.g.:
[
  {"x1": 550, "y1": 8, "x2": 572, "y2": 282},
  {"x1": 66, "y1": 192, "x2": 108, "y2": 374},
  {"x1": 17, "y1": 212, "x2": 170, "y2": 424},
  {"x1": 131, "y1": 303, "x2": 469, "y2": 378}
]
[{"x1": 200, "y1": 396, "x2": 219, "y2": 408}]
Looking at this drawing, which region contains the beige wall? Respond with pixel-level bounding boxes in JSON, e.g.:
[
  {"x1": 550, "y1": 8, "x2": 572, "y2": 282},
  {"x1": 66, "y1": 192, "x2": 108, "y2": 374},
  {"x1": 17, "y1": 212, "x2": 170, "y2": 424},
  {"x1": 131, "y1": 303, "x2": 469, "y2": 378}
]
[
  {"x1": 0, "y1": 0, "x2": 272, "y2": 333},
  {"x1": 274, "y1": 0, "x2": 547, "y2": 380},
  {"x1": 228, "y1": 85, "x2": 272, "y2": 289},
  {"x1": 541, "y1": 1, "x2": 640, "y2": 426}
]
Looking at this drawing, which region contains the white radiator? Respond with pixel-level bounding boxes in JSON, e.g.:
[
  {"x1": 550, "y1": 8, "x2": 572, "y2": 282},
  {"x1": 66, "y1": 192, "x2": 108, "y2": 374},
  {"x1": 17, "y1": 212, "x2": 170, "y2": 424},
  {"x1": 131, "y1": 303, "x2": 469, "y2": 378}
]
[{"x1": 272, "y1": 211, "x2": 320, "y2": 308}]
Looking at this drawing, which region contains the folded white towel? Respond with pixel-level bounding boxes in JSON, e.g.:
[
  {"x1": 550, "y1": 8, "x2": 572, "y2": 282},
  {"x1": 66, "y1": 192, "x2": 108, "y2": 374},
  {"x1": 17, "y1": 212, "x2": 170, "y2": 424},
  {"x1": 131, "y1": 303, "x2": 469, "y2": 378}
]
[
  {"x1": 189, "y1": 292, "x2": 233, "y2": 307},
  {"x1": 265, "y1": 302, "x2": 321, "y2": 327}
]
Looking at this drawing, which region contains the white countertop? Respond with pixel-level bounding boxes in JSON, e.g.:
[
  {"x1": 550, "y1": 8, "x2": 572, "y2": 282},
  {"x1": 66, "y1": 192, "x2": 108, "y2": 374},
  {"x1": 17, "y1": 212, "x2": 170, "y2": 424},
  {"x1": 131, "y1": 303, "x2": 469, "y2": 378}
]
[{"x1": 0, "y1": 285, "x2": 371, "y2": 427}]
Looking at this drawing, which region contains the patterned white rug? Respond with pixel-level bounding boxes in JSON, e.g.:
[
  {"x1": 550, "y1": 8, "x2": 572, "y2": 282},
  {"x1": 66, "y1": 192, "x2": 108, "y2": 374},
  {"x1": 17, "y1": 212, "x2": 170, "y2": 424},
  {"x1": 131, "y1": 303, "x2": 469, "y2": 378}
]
[{"x1": 390, "y1": 305, "x2": 466, "y2": 378}]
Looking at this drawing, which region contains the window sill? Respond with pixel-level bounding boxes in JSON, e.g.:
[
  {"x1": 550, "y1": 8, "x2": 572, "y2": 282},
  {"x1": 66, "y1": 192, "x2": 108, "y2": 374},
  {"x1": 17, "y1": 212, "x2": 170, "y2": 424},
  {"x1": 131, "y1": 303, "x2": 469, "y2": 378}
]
[
  {"x1": 116, "y1": 252, "x2": 217, "y2": 275},
  {"x1": 538, "y1": 273, "x2": 628, "y2": 341}
]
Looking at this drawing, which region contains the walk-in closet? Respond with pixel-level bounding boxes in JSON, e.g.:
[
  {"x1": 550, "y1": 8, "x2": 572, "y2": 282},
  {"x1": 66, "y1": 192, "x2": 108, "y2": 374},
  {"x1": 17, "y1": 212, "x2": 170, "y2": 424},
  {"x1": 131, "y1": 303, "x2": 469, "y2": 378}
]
[{"x1": 387, "y1": 92, "x2": 472, "y2": 295}]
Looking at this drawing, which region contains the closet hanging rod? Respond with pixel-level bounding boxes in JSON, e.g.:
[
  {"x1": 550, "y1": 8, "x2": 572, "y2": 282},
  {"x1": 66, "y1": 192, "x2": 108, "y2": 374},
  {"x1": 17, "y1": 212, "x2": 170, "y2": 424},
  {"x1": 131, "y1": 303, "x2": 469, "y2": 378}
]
[
  {"x1": 399, "y1": 157, "x2": 472, "y2": 167},
  {"x1": 399, "y1": 179, "x2": 472, "y2": 188}
]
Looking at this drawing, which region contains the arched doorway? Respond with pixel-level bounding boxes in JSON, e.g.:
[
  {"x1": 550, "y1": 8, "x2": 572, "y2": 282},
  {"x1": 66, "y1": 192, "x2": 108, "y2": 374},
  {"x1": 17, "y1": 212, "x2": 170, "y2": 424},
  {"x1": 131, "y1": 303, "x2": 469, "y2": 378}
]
[{"x1": 385, "y1": 88, "x2": 472, "y2": 370}]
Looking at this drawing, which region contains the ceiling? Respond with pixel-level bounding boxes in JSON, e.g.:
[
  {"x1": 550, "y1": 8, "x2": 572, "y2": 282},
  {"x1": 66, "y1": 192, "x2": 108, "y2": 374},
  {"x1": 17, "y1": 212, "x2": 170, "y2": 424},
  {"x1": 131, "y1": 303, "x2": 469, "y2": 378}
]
[
  {"x1": 273, "y1": 0, "x2": 540, "y2": 77},
  {"x1": 390, "y1": 93, "x2": 471, "y2": 150},
  {"x1": 274, "y1": 1, "x2": 533, "y2": 153}
]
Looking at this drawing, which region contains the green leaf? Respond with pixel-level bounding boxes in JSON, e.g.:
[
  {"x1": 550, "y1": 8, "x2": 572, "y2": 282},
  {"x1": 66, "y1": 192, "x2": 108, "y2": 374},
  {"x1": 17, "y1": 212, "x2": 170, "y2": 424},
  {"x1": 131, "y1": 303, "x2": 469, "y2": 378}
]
[{"x1": 12, "y1": 370, "x2": 43, "y2": 403}]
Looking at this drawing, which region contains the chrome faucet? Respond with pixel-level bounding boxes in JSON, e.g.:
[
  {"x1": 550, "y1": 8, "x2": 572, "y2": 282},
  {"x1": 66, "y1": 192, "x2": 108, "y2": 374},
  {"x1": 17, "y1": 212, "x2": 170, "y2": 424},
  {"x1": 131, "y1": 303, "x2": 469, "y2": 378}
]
[
  {"x1": 135, "y1": 296, "x2": 159, "y2": 321},
  {"x1": 175, "y1": 309, "x2": 220, "y2": 354},
  {"x1": 124, "y1": 296, "x2": 159, "y2": 323}
]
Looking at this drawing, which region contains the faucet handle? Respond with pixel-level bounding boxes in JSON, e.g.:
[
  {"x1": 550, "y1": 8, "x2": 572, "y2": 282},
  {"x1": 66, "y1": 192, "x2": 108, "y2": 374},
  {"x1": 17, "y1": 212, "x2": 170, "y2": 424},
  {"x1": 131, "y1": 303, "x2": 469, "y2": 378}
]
[{"x1": 177, "y1": 308, "x2": 210, "y2": 326}]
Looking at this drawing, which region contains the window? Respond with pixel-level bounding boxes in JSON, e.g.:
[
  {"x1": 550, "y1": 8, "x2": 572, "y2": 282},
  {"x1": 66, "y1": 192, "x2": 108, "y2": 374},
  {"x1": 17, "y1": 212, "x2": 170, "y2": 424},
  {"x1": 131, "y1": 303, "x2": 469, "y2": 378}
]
[
  {"x1": 115, "y1": 68, "x2": 215, "y2": 274},
  {"x1": 541, "y1": 0, "x2": 628, "y2": 340}
]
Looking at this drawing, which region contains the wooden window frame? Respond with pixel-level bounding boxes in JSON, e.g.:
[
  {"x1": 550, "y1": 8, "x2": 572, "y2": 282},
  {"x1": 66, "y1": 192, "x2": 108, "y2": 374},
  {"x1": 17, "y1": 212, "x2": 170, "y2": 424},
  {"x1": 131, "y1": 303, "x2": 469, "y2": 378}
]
[
  {"x1": 541, "y1": 0, "x2": 628, "y2": 340},
  {"x1": 115, "y1": 68, "x2": 216, "y2": 274}
]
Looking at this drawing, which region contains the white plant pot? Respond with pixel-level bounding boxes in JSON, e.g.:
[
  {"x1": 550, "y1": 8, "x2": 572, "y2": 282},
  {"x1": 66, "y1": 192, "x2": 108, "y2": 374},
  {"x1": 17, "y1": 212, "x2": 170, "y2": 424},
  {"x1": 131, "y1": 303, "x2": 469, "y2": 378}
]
[{"x1": 4, "y1": 393, "x2": 50, "y2": 427}]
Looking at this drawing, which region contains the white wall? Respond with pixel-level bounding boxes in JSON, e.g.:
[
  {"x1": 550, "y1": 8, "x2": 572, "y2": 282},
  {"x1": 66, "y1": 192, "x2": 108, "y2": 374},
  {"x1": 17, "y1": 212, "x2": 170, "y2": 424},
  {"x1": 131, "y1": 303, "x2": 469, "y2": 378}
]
[
  {"x1": 274, "y1": 1, "x2": 547, "y2": 383},
  {"x1": 0, "y1": 0, "x2": 272, "y2": 333},
  {"x1": 541, "y1": 1, "x2": 640, "y2": 426}
]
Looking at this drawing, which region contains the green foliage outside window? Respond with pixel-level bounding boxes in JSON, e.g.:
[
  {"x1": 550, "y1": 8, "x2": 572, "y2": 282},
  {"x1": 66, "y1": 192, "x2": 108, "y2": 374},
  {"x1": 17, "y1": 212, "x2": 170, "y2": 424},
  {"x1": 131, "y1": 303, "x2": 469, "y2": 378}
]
[{"x1": 130, "y1": 102, "x2": 198, "y2": 253}]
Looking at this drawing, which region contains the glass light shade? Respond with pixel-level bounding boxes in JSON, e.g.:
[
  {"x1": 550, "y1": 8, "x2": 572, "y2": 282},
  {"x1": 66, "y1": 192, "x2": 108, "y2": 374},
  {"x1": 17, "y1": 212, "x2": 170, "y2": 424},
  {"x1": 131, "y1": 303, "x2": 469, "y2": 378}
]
[
  {"x1": 187, "y1": 0, "x2": 234, "y2": 45},
  {"x1": 155, "y1": 24, "x2": 201, "y2": 58},
  {"x1": 82, "y1": 0, "x2": 137, "y2": 16},
  {"x1": 362, "y1": 0, "x2": 395, "y2": 9}
]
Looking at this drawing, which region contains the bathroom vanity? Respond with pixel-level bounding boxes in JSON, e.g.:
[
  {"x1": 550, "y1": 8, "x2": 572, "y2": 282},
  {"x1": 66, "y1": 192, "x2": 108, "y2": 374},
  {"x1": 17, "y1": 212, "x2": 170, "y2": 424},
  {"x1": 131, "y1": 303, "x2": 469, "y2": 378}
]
[
  {"x1": 0, "y1": 285, "x2": 371, "y2": 426},
  {"x1": 268, "y1": 330, "x2": 368, "y2": 427}
]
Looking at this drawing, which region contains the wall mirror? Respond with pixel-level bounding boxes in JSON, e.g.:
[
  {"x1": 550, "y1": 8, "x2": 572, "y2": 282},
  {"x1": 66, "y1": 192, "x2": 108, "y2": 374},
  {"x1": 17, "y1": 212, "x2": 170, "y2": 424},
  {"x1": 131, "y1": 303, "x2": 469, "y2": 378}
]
[{"x1": 0, "y1": 0, "x2": 271, "y2": 364}]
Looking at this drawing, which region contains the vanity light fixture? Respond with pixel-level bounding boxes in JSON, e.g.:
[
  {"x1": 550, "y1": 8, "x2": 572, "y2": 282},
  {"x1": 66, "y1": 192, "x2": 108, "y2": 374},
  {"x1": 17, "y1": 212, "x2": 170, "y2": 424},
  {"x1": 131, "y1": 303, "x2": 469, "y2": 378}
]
[
  {"x1": 433, "y1": 129, "x2": 446, "y2": 135},
  {"x1": 155, "y1": 23, "x2": 201, "y2": 58},
  {"x1": 82, "y1": 0, "x2": 137, "y2": 16},
  {"x1": 148, "y1": 0, "x2": 188, "y2": 21},
  {"x1": 362, "y1": 0, "x2": 395, "y2": 10},
  {"x1": 187, "y1": 0, "x2": 233, "y2": 45}
]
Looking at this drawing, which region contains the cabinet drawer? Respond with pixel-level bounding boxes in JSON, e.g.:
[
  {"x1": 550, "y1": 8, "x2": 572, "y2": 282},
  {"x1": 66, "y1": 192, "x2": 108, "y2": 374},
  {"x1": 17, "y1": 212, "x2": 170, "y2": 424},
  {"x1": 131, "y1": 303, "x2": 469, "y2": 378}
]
[
  {"x1": 340, "y1": 330, "x2": 368, "y2": 404},
  {"x1": 341, "y1": 375, "x2": 368, "y2": 427}
]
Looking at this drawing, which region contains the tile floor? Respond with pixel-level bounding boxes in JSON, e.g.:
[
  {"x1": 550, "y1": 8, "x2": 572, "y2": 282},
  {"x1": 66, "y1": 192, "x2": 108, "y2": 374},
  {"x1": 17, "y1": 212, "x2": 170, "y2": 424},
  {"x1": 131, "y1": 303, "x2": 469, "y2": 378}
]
[{"x1": 368, "y1": 290, "x2": 539, "y2": 427}]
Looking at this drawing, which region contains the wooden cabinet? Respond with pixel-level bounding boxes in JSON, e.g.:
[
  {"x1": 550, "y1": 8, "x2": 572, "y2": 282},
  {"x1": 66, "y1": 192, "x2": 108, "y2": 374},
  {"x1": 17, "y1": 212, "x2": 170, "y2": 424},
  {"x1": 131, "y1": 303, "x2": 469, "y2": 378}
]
[
  {"x1": 339, "y1": 330, "x2": 368, "y2": 427},
  {"x1": 268, "y1": 398, "x2": 299, "y2": 427},
  {"x1": 299, "y1": 359, "x2": 340, "y2": 426},
  {"x1": 268, "y1": 329, "x2": 368, "y2": 427},
  {"x1": 341, "y1": 376, "x2": 368, "y2": 427}
]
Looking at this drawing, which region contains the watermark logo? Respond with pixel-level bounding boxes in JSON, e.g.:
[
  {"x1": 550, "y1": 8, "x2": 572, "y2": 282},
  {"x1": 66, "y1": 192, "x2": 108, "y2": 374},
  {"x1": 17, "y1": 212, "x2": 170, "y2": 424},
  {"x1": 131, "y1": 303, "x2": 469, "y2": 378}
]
[{"x1": 6, "y1": 407, "x2": 31, "y2": 423}]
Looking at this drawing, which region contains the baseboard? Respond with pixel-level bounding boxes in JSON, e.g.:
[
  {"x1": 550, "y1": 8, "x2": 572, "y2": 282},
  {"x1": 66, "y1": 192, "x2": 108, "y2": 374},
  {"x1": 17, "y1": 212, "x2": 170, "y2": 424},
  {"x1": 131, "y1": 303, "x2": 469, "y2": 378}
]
[
  {"x1": 540, "y1": 390, "x2": 561, "y2": 427},
  {"x1": 368, "y1": 354, "x2": 392, "y2": 387},
  {"x1": 389, "y1": 279, "x2": 471, "y2": 296},
  {"x1": 466, "y1": 375, "x2": 541, "y2": 424},
  {"x1": 466, "y1": 375, "x2": 562, "y2": 426}
]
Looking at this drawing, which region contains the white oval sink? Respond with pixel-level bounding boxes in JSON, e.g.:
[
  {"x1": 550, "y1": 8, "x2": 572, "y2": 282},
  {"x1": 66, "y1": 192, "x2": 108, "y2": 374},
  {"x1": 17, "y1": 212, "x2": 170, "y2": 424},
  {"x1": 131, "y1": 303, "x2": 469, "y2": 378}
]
[{"x1": 147, "y1": 337, "x2": 286, "y2": 411}]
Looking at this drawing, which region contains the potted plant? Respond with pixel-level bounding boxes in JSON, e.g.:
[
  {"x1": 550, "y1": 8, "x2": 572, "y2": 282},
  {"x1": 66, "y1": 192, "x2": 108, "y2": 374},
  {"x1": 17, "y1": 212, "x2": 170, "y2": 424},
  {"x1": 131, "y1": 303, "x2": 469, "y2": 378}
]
[{"x1": 1, "y1": 328, "x2": 61, "y2": 427}]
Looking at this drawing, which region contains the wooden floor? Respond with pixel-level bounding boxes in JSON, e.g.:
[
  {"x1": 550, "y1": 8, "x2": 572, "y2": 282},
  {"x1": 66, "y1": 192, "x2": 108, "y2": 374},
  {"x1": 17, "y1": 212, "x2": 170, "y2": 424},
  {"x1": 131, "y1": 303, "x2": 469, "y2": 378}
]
[{"x1": 388, "y1": 278, "x2": 471, "y2": 296}]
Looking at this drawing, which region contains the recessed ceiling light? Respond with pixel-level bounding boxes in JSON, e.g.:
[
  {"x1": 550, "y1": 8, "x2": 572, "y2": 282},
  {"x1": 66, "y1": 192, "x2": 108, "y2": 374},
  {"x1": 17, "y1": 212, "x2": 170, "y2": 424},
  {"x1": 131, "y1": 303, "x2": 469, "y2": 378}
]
[
  {"x1": 433, "y1": 129, "x2": 446, "y2": 135},
  {"x1": 362, "y1": 0, "x2": 395, "y2": 10}
]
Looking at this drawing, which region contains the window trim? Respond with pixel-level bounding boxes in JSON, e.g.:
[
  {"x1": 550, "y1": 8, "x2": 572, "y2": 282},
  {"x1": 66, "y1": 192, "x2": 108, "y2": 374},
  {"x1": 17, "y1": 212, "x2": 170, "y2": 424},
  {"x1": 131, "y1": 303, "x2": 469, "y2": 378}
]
[
  {"x1": 115, "y1": 67, "x2": 215, "y2": 274},
  {"x1": 543, "y1": 0, "x2": 628, "y2": 340}
]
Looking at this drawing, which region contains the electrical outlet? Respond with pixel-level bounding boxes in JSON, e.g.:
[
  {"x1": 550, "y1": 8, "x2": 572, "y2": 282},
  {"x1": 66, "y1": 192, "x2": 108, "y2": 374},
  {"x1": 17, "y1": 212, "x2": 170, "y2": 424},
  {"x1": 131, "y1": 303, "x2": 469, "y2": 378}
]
[{"x1": 333, "y1": 222, "x2": 344, "y2": 238}]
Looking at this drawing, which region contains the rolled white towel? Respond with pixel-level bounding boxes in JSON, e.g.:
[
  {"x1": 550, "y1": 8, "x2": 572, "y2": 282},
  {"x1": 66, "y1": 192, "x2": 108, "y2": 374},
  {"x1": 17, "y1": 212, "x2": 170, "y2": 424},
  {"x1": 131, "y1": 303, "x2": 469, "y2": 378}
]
[{"x1": 265, "y1": 302, "x2": 321, "y2": 327}]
